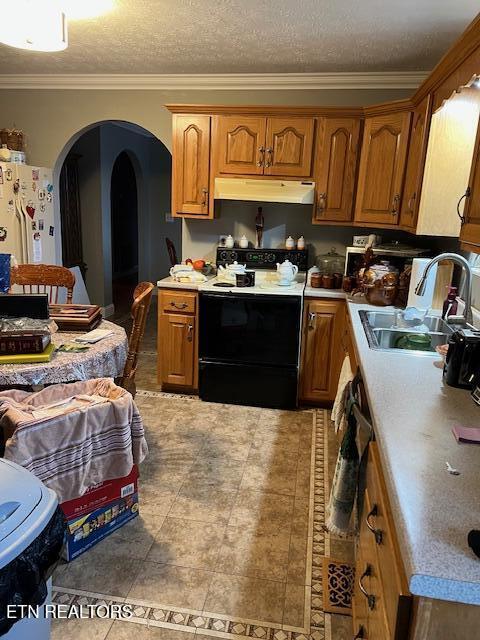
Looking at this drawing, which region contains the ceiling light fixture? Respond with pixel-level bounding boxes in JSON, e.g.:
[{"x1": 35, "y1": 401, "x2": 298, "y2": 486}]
[
  {"x1": 62, "y1": 0, "x2": 115, "y2": 21},
  {"x1": 0, "y1": 0, "x2": 68, "y2": 52}
]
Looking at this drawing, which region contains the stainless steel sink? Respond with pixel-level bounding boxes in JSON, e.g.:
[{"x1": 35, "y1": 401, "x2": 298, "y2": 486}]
[{"x1": 360, "y1": 310, "x2": 454, "y2": 355}]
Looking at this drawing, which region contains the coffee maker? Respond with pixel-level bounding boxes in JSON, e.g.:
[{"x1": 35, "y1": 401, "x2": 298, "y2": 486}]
[{"x1": 444, "y1": 329, "x2": 480, "y2": 389}]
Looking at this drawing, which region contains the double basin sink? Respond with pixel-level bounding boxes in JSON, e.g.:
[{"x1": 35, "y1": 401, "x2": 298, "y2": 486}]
[{"x1": 360, "y1": 310, "x2": 454, "y2": 356}]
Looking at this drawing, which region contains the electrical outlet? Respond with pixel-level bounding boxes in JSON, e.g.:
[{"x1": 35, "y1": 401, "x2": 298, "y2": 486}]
[{"x1": 165, "y1": 213, "x2": 174, "y2": 223}]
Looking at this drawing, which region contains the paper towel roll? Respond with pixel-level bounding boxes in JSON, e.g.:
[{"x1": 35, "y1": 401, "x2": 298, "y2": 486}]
[{"x1": 407, "y1": 258, "x2": 438, "y2": 310}]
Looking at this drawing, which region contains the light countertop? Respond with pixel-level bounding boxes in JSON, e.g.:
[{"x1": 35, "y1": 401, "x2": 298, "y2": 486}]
[
  {"x1": 157, "y1": 275, "x2": 210, "y2": 290},
  {"x1": 304, "y1": 286, "x2": 347, "y2": 299},
  {"x1": 347, "y1": 299, "x2": 480, "y2": 605}
]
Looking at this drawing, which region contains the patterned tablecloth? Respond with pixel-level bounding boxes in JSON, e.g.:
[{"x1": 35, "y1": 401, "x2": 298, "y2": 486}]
[{"x1": 0, "y1": 320, "x2": 128, "y2": 386}]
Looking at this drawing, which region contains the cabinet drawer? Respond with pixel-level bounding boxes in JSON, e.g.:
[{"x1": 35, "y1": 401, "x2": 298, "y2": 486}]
[
  {"x1": 161, "y1": 291, "x2": 196, "y2": 314},
  {"x1": 366, "y1": 443, "x2": 411, "y2": 638}
]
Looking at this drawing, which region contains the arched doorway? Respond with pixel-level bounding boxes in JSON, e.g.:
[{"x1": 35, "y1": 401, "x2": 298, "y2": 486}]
[
  {"x1": 56, "y1": 120, "x2": 179, "y2": 313},
  {"x1": 111, "y1": 151, "x2": 139, "y2": 314}
]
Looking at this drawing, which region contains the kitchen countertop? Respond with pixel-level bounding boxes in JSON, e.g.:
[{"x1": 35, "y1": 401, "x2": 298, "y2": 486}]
[
  {"x1": 157, "y1": 275, "x2": 211, "y2": 290},
  {"x1": 347, "y1": 299, "x2": 480, "y2": 605},
  {"x1": 304, "y1": 285, "x2": 347, "y2": 299}
]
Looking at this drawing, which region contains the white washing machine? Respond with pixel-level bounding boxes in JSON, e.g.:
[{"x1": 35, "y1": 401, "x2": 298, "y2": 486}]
[{"x1": 0, "y1": 458, "x2": 59, "y2": 640}]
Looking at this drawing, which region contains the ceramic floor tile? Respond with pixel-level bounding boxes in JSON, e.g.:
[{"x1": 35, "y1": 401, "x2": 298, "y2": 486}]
[
  {"x1": 139, "y1": 484, "x2": 181, "y2": 516},
  {"x1": 147, "y1": 517, "x2": 225, "y2": 569},
  {"x1": 215, "y1": 526, "x2": 291, "y2": 582},
  {"x1": 53, "y1": 553, "x2": 140, "y2": 598},
  {"x1": 169, "y1": 485, "x2": 237, "y2": 524},
  {"x1": 87, "y1": 512, "x2": 165, "y2": 560},
  {"x1": 106, "y1": 621, "x2": 193, "y2": 639},
  {"x1": 183, "y1": 456, "x2": 246, "y2": 491},
  {"x1": 52, "y1": 617, "x2": 114, "y2": 640},
  {"x1": 228, "y1": 489, "x2": 295, "y2": 535},
  {"x1": 199, "y1": 432, "x2": 253, "y2": 461},
  {"x1": 204, "y1": 573, "x2": 286, "y2": 625},
  {"x1": 283, "y1": 583, "x2": 306, "y2": 628},
  {"x1": 128, "y1": 561, "x2": 213, "y2": 610},
  {"x1": 239, "y1": 460, "x2": 298, "y2": 496}
]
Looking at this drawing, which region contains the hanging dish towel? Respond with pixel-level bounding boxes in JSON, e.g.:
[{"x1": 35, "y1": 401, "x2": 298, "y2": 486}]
[
  {"x1": 331, "y1": 354, "x2": 353, "y2": 434},
  {"x1": 326, "y1": 375, "x2": 372, "y2": 536}
]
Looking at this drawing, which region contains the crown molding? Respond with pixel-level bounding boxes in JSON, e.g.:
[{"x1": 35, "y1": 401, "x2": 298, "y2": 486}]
[{"x1": 0, "y1": 71, "x2": 428, "y2": 91}]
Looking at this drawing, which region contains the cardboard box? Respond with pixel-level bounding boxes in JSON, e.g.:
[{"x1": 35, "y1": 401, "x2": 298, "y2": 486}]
[
  {"x1": 63, "y1": 492, "x2": 139, "y2": 561},
  {"x1": 60, "y1": 465, "x2": 138, "y2": 521}
]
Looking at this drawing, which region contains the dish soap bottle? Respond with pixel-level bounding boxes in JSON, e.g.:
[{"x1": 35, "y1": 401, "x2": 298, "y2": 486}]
[{"x1": 442, "y1": 286, "x2": 458, "y2": 319}]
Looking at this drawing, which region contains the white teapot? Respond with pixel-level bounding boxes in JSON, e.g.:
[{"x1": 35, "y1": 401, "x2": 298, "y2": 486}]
[
  {"x1": 217, "y1": 261, "x2": 247, "y2": 282},
  {"x1": 276, "y1": 259, "x2": 298, "y2": 285}
]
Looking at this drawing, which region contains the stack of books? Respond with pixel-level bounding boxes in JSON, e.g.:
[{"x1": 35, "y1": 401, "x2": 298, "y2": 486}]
[
  {"x1": 0, "y1": 331, "x2": 55, "y2": 364},
  {"x1": 49, "y1": 304, "x2": 103, "y2": 332}
]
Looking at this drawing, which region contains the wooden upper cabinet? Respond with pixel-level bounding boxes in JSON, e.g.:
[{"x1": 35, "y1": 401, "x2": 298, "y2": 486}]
[
  {"x1": 460, "y1": 118, "x2": 480, "y2": 251},
  {"x1": 313, "y1": 117, "x2": 361, "y2": 222},
  {"x1": 172, "y1": 115, "x2": 211, "y2": 218},
  {"x1": 217, "y1": 116, "x2": 266, "y2": 175},
  {"x1": 399, "y1": 96, "x2": 431, "y2": 231},
  {"x1": 355, "y1": 112, "x2": 412, "y2": 226},
  {"x1": 264, "y1": 117, "x2": 315, "y2": 176}
]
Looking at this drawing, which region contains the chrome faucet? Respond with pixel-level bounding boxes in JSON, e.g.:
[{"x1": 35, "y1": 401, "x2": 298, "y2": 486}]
[{"x1": 415, "y1": 252, "x2": 473, "y2": 326}]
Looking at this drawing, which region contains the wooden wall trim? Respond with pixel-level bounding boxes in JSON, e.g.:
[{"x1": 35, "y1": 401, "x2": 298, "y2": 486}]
[
  {"x1": 166, "y1": 104, "x2": 364, "y2": 117},
  {"x1": 412, "y1": 12, "x2": 480, "y2": 103}
]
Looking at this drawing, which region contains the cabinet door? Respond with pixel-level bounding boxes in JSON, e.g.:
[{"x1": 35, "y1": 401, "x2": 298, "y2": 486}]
[
  {"x1": 172, "y1": 115, "x2": 211, "y2": 217},
  {"x1": 300, "y1": 299, "x2": 345, "y2": 404},
  {"x1": 216, "y1": 116, "x2": 267, "y2": 175},
  {"x1": 460, "y1": 116, "x2": 480, "y2": 251},
  {"x1": 158, "y1": 313, "x2": 196, "y2": 387},
  {"x1": 355, "y1": 112, "x2": 411, "y2": 226},
  {"x1": 264, "y1": 117, "x2": 314, "y2": 176},
  {"x1": 399, "y1": 96, "x2": 431, "y2": 231},
  {"x1": 314, "y1": 117, "x2": 361, "y2": 222}
]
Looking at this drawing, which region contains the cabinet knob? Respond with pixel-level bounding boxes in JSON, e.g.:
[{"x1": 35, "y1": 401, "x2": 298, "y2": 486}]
[
  {"x1": 391, "y1": 194, "x2": 400, "y2": 216},
  {"x1": 456, "y1": 186, "x2": 470, "y2": 225},
  {"x1": 201, "y1": 188, "x2": 208, "y2": 207},
  {"x1": 264, "y1": 147, "x2": 273, "y2": 168},
  {"x1": 353, "y1": 626, "x2": 366, "y2": 639},
  {"x1": 171, "y1": 301, "x2": 188, "y2": 309},
  {"x1": 308, "y1": 311, "x2": 316, "y2": 329},
  {"x1": 257, "y1": 146, "x2": 265, "y2": 167},
  {"x1": 317, "y1": 192, "x2": 327, "y2": 214},
  {"x1": 358, "y1": 564, "x2": 376, "y2": 610},
  {"x1": 187, "y1": 323, "x2": 193, "y2": 341},
  {"x1": 407, "y1": 191, "x2": 416, "y2": 214},
  {"x1": 365, "y1": 503, "x2": 383, "y2": 544}
]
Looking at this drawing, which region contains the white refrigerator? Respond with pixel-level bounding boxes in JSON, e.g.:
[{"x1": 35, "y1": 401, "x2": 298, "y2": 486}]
[{"x1": 0, "y1": 162, "x2": 57, "y2": 265}]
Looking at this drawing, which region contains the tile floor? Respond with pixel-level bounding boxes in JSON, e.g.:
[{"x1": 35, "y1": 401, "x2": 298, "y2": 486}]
[{"x1": 51, "y1": 301, "x2": 354, "y2": 639}]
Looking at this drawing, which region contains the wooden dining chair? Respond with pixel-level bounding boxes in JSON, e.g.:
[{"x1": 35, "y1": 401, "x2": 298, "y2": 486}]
[
  {"x1": 165, "y1": 238, "x2": 178, "y2": 267},
  {"x1": 10, "y1": 264, "x2": 76, "y2": 304},
  {"x1": 117, "y1": 281, "x2": 155, "y2": 397}
]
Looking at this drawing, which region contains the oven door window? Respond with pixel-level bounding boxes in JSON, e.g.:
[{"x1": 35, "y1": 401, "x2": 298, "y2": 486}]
[{"x1": 200, "y1": 293, "x2": 301, "y2": 366}]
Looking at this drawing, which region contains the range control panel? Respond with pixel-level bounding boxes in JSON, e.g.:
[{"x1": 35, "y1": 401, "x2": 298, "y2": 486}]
[{"x1": 216, "y1": 247, "x2": 308, "y2": 272}]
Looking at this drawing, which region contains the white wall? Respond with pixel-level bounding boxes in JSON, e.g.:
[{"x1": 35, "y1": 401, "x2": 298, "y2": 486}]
[{"x1": 70, "y1": 122, "x2": 179, "y2": 307}]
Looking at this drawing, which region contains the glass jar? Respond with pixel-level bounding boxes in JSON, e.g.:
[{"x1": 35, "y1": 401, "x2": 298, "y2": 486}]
[{"x1": 315, "y1": 247, "x2": 345, "y2": 275}]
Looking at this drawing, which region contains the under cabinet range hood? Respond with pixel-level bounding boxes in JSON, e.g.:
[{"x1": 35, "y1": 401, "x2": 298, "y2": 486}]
[{"x1": 214, "y1": 178, "x2": 315, "y2": 205}]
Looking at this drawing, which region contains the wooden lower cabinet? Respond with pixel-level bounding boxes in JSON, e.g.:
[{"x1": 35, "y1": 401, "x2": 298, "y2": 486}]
[
  {"x1": 157, "y1": 289, "x2": 198, "y2": 390},
  {"x1": 353, "y1": 442, "x2": 412, "y2": 640},
  {"x1": 300, "y1": 298, "x2": 346, "y2": 405}
]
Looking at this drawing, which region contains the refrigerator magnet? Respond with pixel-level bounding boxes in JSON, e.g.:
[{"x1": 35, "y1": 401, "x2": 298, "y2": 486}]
[
  {"x1": 39, "y1": 219, "x2": 44, "y2": 231},
  {"x1": 40, "y1": 203, "x2": 46, "y2": 213},
  {"x1": 32, "y1": 169, "x2": 39, "y2": 181},
  {"x1": 26, "y1": 202, "x2": 35, "y2": 218},
  {"x1": 46, "y1": 192, "x2": 52, "y2": 203},
  {"x1": 13, "y1": 179, "x2": 19, "y2": 194},
  {"x1": 5, "y1": 168, "x2": 12, "y2": 181},
  {"x1": 38, "y1": 189, "x2": 45, "y2": 200},
  {"x1": 49, "y1": 226, "x2": 54, "y2": 236},
  {"x1": 0, "y1": 168, "x2": 3, "y2": 185},
  {"x1": 46, "y1": 183, "x2": 53, "y2": 193},
  {"x1": 0, "y1": 228, "x2": 7, "y2": 242},
  {"x1": 32, "y1": 182, "x2": 37, "y2": 192},
  {"x1": 31, "y1": 221, "x2": 36, "y2": 231}
]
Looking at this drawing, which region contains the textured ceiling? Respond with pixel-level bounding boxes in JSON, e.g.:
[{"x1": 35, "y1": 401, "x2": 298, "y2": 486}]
[{"x1": 0, "y1": 0, "x2": 478, "y2": 74}]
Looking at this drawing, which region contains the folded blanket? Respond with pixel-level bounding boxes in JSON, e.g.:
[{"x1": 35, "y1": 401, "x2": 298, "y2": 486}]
[{"x1": 0, "y1": 378, "x2": 148, "y2": 503}]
